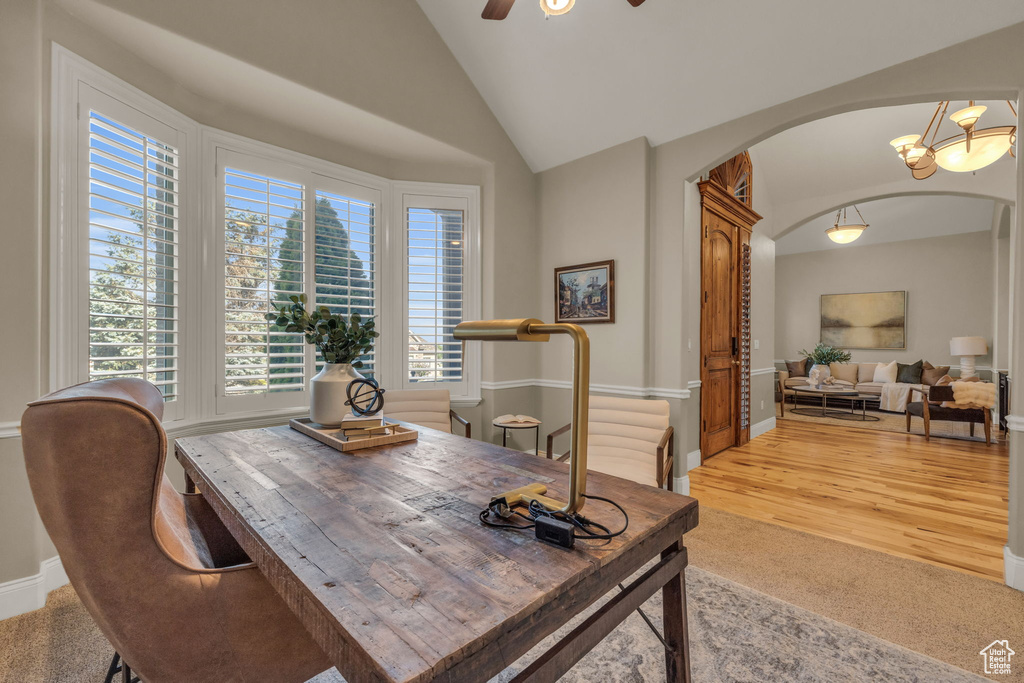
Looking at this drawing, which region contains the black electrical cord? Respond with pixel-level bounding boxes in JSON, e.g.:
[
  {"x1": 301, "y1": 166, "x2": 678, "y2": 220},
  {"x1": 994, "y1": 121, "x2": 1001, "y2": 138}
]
[{"x1": 480, "y1": 493, "x2": 628, "y2": 540}]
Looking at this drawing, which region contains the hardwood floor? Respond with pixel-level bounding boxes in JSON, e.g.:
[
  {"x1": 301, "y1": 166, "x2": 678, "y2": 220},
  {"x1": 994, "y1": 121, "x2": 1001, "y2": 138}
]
[{"x1": 689, "y1": 419, "x2": 1009, "y2": 580}]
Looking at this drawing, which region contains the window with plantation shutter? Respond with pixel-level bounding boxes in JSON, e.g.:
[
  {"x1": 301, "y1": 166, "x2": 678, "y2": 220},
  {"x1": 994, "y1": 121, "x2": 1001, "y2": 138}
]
[
  {"x1": 314, "y1": 188, "x2": 376, "y2": 376},
  {"x1": 221, "y1": 164, "x2": 307, "y2": 399},
  {"x1": 86, "y1": 111, "x2": 180, "y2": 403}
]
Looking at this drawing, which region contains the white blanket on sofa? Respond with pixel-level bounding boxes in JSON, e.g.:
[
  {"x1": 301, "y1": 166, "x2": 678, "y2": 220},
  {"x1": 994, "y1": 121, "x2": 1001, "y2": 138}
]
[{"x1": 878, "y1": 383, "x2": 924, "y2": 412}]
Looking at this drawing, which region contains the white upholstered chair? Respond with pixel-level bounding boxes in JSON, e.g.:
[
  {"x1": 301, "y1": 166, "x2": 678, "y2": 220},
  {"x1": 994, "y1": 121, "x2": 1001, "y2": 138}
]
[
  {"x1": 546, "y1": 395, "x2": 674, "y2": 490},
  {"x1": 384, "y1": 388, "x2": 471, "y2": 438}
]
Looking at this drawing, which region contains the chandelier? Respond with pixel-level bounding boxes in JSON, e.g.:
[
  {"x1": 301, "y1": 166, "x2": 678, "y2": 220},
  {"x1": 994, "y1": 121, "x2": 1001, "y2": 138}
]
[
  {"x1": 826, "y1": 205, "x2": 868, "y2": 244},
  {"x1": 890, "y1": 101, "x2": 1017, "y2": 179}
]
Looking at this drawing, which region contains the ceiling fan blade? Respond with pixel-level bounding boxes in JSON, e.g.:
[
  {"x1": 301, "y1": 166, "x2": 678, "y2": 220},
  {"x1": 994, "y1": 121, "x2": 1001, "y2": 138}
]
[
  {"x1": 482, "y1": 0, "x2": 516, "y2": 20},
  {"x1": 625, "y1": 0, "x2": 646, "y2": 6}
]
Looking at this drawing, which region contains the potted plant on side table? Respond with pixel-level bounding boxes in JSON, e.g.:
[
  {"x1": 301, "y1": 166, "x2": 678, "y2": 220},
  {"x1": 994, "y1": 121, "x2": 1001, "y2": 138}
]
[
  {"x1": 798, "y1": 343, "x2": 852, "y2": 387},
  {"x1": 266, "y1": 293, "x2": 379, "y2": 427}
]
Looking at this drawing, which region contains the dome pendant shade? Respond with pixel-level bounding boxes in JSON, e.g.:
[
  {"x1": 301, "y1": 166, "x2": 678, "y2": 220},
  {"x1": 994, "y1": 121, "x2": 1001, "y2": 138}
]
[
  {"x1": 933, "y1": 126, "x2": 1016, "y2": 172},
  {"x1": 826, "y1": 225, "x2": 867, "y2": 244}
]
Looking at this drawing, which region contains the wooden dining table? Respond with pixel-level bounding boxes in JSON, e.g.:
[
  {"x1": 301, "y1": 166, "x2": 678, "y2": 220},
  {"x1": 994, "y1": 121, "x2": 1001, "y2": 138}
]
[{"x1": 175, "y1": 422, "x2": 699, "y2": 683}]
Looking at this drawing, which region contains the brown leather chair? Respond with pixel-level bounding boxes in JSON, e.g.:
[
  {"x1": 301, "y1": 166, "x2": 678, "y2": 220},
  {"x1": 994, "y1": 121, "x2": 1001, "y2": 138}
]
[
  {"x1": 21, "y1": 378, "x2": 331, "y2": 682},
  {"x1": 906, "y1": 384, "x2": 993, "y2": 445}
]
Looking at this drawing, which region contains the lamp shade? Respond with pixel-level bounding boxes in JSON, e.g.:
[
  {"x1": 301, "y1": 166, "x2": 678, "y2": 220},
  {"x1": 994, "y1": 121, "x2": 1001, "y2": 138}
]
[{"x1": 949, "y1": 336, "x2": 987, "y2": 356}]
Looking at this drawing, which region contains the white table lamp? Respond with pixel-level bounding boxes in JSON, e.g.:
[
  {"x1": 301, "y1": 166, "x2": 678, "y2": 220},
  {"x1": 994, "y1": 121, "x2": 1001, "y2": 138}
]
[{"x1": 949, "y1": 336, "x2": 988, "y2": 379}]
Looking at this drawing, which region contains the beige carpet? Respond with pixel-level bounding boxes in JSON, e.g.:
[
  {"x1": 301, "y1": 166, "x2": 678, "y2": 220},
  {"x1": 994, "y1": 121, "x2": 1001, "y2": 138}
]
[
  {"x1": 779, "y1": 402, "x2": 1005, "y2": 443},
  {"x1": 2, "y1": 508, "x2": 1019, "y2": 682}
]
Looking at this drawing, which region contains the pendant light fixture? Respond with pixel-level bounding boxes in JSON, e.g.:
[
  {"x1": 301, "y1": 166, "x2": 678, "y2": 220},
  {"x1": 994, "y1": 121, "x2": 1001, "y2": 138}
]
[
  {"x1": 540, "y1": 0, "x2": 575, "y2": 16},
  {"x1": 826, "y1": 205, "x2": 868, "y2": 244},
  {"x1": 890, "y1": 101, "x2": 1017, "y2": 179}
]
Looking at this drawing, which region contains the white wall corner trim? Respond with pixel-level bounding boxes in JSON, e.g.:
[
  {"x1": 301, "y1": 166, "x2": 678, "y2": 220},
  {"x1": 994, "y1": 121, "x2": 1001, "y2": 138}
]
[
  {"x1": 686, "y1": 449, "x2": 701, "y2": 471},
  {"x1": 673, "y1": 475, "x2": 690, "y2": 496},
  {"x1": 1004, "y1": 545, "x2": 1024, "y2": 591},
  {"x1": 751, "y1": 417, "x2": 777, "y2": 438},
  {"x1": 1006, "y1": 415, "x2": 1024, "y2": 432},
  {"x1": 0, "y1": 556, "x2": 67, "y2": 622},
  {"x1": 750, "y1": 367, "x2": 776, "y2": 377},
  {"x1": 0, "y1": 422, "x2": 20, "y2": 440}
]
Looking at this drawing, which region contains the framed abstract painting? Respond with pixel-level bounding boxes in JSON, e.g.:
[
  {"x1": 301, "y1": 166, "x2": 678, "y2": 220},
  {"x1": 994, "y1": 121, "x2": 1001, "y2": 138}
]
[
  {"x1": 554, "y1": 260, "x2": 615, "y2": 324},
  {"x1": 820, "y1": 291, "x2": 906, "y2": 349}
]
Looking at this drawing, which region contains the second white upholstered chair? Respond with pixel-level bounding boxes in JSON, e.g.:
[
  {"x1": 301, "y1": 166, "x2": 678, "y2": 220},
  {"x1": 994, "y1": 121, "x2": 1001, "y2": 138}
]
[
  {"x1": 547, "y1": 395, "x2": 674, "y2": 490},
  {"x1": 383, "y1": 388, "x2": 471, "y2": 438}
]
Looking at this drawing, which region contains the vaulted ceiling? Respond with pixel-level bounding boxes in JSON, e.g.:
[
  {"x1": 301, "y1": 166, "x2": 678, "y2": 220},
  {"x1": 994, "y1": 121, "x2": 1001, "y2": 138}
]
[{"x1": 417, "y1": 0, "x2": 1024, "y2": 171}]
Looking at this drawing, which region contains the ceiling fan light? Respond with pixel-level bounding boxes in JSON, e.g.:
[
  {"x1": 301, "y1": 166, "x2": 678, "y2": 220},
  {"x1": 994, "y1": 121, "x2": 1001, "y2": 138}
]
[
  {"x1": 540, "y1": 0, "x2": 574, "y2": 15},
  {"x1": 826, "y1": 224, "x2": 866, "y2": 244},
  {"x1": 933, "y1": 126, "x2": 1015, "y2": 172},
  {"x1": 950, "y1": 105, "x2": 987, "y2": 131}
]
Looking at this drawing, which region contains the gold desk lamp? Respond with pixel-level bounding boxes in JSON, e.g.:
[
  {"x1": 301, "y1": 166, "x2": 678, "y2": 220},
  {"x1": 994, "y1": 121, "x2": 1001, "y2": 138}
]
[{"x1": 454, "y1": 318, "x2": 590, "y2": 514}]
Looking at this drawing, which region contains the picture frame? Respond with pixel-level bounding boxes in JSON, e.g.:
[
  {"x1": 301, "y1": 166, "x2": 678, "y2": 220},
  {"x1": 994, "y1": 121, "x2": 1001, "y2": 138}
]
[
  {"x1": 819, "y1": 290, "x2": 907, "y2": 350},
  {"x1": 554, "y1": 260, "x2": 615, "y2": 324}
]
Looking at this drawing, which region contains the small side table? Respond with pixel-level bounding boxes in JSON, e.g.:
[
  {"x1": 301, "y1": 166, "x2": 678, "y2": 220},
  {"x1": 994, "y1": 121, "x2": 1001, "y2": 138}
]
[{"x1": 492, "y1": 419, "x2": 542, "y2": 455}]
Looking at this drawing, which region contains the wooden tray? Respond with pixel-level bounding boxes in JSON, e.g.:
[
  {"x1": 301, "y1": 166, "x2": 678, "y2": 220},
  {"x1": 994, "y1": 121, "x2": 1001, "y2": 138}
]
[{"x1": 289, "y1": 418, "x2": 418, "y2": 452}]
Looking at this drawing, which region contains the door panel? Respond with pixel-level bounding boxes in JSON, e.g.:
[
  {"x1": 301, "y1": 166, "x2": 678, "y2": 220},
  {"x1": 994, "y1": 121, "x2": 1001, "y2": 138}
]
[{"x1": 701, "y1": 213, "x2": 737, "y2": 458}]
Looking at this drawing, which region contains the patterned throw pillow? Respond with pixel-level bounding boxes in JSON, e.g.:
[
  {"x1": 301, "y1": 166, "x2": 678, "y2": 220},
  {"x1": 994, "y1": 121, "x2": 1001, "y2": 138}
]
[
  {"x1": 786, "y1": 359, "x2": 808, "y2": 377},
  {"x1": 896, "y1": 360, "x2": 923, "y2": 384}
]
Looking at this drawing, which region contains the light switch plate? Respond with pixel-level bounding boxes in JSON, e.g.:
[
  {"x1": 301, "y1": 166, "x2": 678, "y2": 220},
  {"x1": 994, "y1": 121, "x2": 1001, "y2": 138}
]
[{"x1": 754, "y1": 339, "x2": 760, "y2": 350}]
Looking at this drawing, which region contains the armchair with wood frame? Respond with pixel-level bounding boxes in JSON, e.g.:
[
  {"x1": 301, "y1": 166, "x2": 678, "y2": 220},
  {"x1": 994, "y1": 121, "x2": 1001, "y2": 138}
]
[
  {"x1": 546, "y1": 395, "x2": 675, "y2": 490},
  {"x1": 384, "y1": 388, "x2": 471, "y2": 438},
  {"x1": 906, "y1": 384, "x2": 992, "y2": 445}
]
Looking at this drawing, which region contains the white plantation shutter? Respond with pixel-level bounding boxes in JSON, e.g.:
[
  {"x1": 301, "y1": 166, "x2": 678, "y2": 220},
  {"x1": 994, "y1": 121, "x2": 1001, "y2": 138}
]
[
  {"x1": 406, "y1": 205, "x2": 466, "y2": 384},
  {"x1": 222, "y1": 165, "x2": 307, "y2": 398},
  {"x1": 86, "y1": 111, "x2": 180, "y2": 403},
  {"x1": 314, "y1": 188, "x2": 376, "y2": 376}
]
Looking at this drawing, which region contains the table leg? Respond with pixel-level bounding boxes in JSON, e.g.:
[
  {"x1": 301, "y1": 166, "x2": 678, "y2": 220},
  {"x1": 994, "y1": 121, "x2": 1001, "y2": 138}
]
[
  {"x1": 502, "y1": 427, "x2": 508, "y2": 448},
  {"x1": 822, "y1": 395, "x2": 828, "y2": 416},
  {"x1": 535, "y1": 426, "x2": 540, "y2": 456},
  {"x1": 185, "y1": 471, "x2": 196, "y2": 494},
  {"x1": 662, "y1": 540, "x2": 691, "y2": 683}
]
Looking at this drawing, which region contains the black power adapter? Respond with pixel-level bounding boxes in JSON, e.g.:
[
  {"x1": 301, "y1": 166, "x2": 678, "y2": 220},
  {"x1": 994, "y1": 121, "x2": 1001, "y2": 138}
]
[{"x1": 535, "y1": 516, "x2": 575, "y2": 549}]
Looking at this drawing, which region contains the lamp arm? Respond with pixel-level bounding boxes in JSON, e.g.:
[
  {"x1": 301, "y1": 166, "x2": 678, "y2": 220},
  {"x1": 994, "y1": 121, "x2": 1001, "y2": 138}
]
[{"x1": 530, "y1": 324, "x2": 590, "y2": 514}]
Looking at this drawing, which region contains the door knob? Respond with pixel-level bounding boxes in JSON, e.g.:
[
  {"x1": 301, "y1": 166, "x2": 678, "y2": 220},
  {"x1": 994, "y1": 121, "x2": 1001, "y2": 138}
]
[{"x1": 732, "y1": 360, "x2": 741, "y2": 365}]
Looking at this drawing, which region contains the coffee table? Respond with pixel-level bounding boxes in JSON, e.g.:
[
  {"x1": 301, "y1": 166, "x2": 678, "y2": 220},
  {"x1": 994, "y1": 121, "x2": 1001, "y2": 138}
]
[{"x1": 790, "y1": 385, "x2": 880, "y2": 421}]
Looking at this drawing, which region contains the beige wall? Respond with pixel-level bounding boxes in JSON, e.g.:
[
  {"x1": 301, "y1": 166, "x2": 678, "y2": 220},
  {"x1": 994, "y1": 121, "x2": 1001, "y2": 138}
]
[{"x1": 776, "y1": 232, "x2": 994, "y2": 370}]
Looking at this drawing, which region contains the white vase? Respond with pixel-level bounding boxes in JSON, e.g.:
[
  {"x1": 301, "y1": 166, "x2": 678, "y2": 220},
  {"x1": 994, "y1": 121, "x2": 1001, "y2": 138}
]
[
  {"x1": 808, "y1": 363, "x2": 831, "y2": 386},
  {"x1": 309, "y1": 363, "x2": 364, "y2": 427}
]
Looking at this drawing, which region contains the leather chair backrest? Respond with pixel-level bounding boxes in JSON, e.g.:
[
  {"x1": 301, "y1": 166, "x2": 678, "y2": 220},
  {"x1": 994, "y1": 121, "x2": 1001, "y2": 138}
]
[
  {"x1": 928, "y1": 384, "x2": 955, "y2": 402},
  {"x1": 587, "y1": 395, "x2": 670, "y2": 459},
  {"x1": 384, "y1": 389, "x2": 453, "y2": 433},
  {"x1": 21, "y1": 378, "x2": 217, "y2": 666}
]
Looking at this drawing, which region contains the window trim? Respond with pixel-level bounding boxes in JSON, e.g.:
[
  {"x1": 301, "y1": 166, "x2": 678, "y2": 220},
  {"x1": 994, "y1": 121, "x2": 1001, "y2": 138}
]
[{"x1": 52, "y1": 46, "x2": 483, "y2": 429}]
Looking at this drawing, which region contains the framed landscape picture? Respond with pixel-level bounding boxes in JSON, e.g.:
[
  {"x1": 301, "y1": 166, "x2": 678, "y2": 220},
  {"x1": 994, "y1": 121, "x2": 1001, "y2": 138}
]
[
  {"x1": 820, "y1": 291, "x2": 906, "y2": 349},
  {"x1": 554, "y1": 260, "x2": 615, "y2": 324}
]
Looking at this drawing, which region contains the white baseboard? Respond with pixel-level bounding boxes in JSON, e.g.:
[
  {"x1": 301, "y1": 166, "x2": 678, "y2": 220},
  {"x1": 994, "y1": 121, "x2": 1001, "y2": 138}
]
[
  {"x1": 673, "y1": 475, "x2": 690, "y2": 496},
  {"x1": 0, "y1": 556, "x2": 67, "y2": 621},
  {"x1": 1005, "y1": 546, "x2": 1024, "y2": 591},
  {"x1": 751, "y1": 417, "x2": 776, "y2": 438},
  {"x1": 687, "y1": 449, "x2": 701, "y2": 470}
]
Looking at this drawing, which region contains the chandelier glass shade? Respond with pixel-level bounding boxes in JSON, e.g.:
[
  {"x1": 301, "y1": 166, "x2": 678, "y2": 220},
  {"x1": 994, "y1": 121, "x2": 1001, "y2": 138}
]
[
  {"x1": 826, "y1": 205, "x2": 868, "y2": 244},
  {"x1": 540, "y1": 0, "x2": 575, "y2": 15},
  {"x1": 889, "y1": 101, "x2": 1017, "y2": 180}
]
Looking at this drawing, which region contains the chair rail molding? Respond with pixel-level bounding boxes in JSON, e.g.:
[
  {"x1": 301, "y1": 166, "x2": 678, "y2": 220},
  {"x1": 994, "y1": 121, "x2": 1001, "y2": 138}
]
[
  {"x1": 482, "y1": 379, "x2": 692, "y2": 400},
  {"x1": 0, "y1": 556, "x2": 67, "y2": 621},
  {"x1": 0, "y1": 422, "x2": 20, "y2": 439},
  {"x1": 750, "y1": 367, "x2": 776, "y2": 377}
]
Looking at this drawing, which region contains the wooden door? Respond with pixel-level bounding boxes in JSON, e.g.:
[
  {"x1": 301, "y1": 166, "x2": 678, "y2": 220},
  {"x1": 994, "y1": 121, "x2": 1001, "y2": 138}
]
[
  {"x1": 701, "y1": 213, "x2": 738, "y2": 457},
  {"x1": 699, "y1": 153, "x2": 762, "y2": 461}
]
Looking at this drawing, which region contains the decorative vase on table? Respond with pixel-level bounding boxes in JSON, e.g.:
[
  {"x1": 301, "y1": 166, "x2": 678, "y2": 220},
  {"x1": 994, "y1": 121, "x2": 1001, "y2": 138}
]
[
  {"x1": 310, "y1": 363, "x2": 364, "y2": 427},
  {"x1": 808, "y1": 364, "x2": 831, "y2": 387}
]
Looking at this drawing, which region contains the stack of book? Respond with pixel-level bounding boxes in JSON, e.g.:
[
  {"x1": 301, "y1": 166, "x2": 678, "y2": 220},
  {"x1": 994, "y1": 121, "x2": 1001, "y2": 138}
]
[{"x1": 339, "y1": 414, "x2": 393, "y2": 441}]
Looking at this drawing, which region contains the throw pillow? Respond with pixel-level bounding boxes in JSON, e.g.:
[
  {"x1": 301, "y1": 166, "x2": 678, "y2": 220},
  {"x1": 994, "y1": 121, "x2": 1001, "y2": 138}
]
[
  {"x1": 858, "y1": 363, "x2": 877, "y2": 383},
  {"x1": 829, "y1": 362, "x2": 859, "y2": 384},
  {"x1": 921, "y1": 364, "x2": 950, "y2": 385},
  {"x1": 896, "y1": 360, "x2": 924, "y2": 384},
  {"x1": 873, "y1": 360, "x2": 898, "y2": 384},
  {"x1": 786, "y1": 359, "x2": 808, "y2": 377}
]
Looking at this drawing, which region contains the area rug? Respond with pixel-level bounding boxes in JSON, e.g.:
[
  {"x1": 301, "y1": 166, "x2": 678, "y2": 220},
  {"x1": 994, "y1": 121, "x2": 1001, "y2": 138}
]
[
  {"x1": 778, "y1": 404, "x2": 1003, "y2": 444},
  {"x1": 0, "y1": 568, "x2": 983, "y2": 682}
]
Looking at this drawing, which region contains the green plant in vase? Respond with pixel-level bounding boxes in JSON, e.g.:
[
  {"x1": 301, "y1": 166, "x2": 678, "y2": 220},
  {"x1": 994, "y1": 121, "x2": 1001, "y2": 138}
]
[
  {"x1": 798, "y1": 343, "x2": 852, "y2": 385},
  {"x1": 265, "y1": 294, "x2": 379, "y2": 426}
]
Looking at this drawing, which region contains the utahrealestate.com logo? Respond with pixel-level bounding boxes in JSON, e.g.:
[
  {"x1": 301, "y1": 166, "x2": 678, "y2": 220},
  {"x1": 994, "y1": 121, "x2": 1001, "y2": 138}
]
[{"x1": 980, "y1": 640, "x2": 1015, "y2": 675}]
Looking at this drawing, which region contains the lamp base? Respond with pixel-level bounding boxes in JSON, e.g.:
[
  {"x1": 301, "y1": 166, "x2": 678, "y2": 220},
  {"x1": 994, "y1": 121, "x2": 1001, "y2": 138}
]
[{"x1": 960, "y1": 356, "x2": 978, "y2": 379}]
